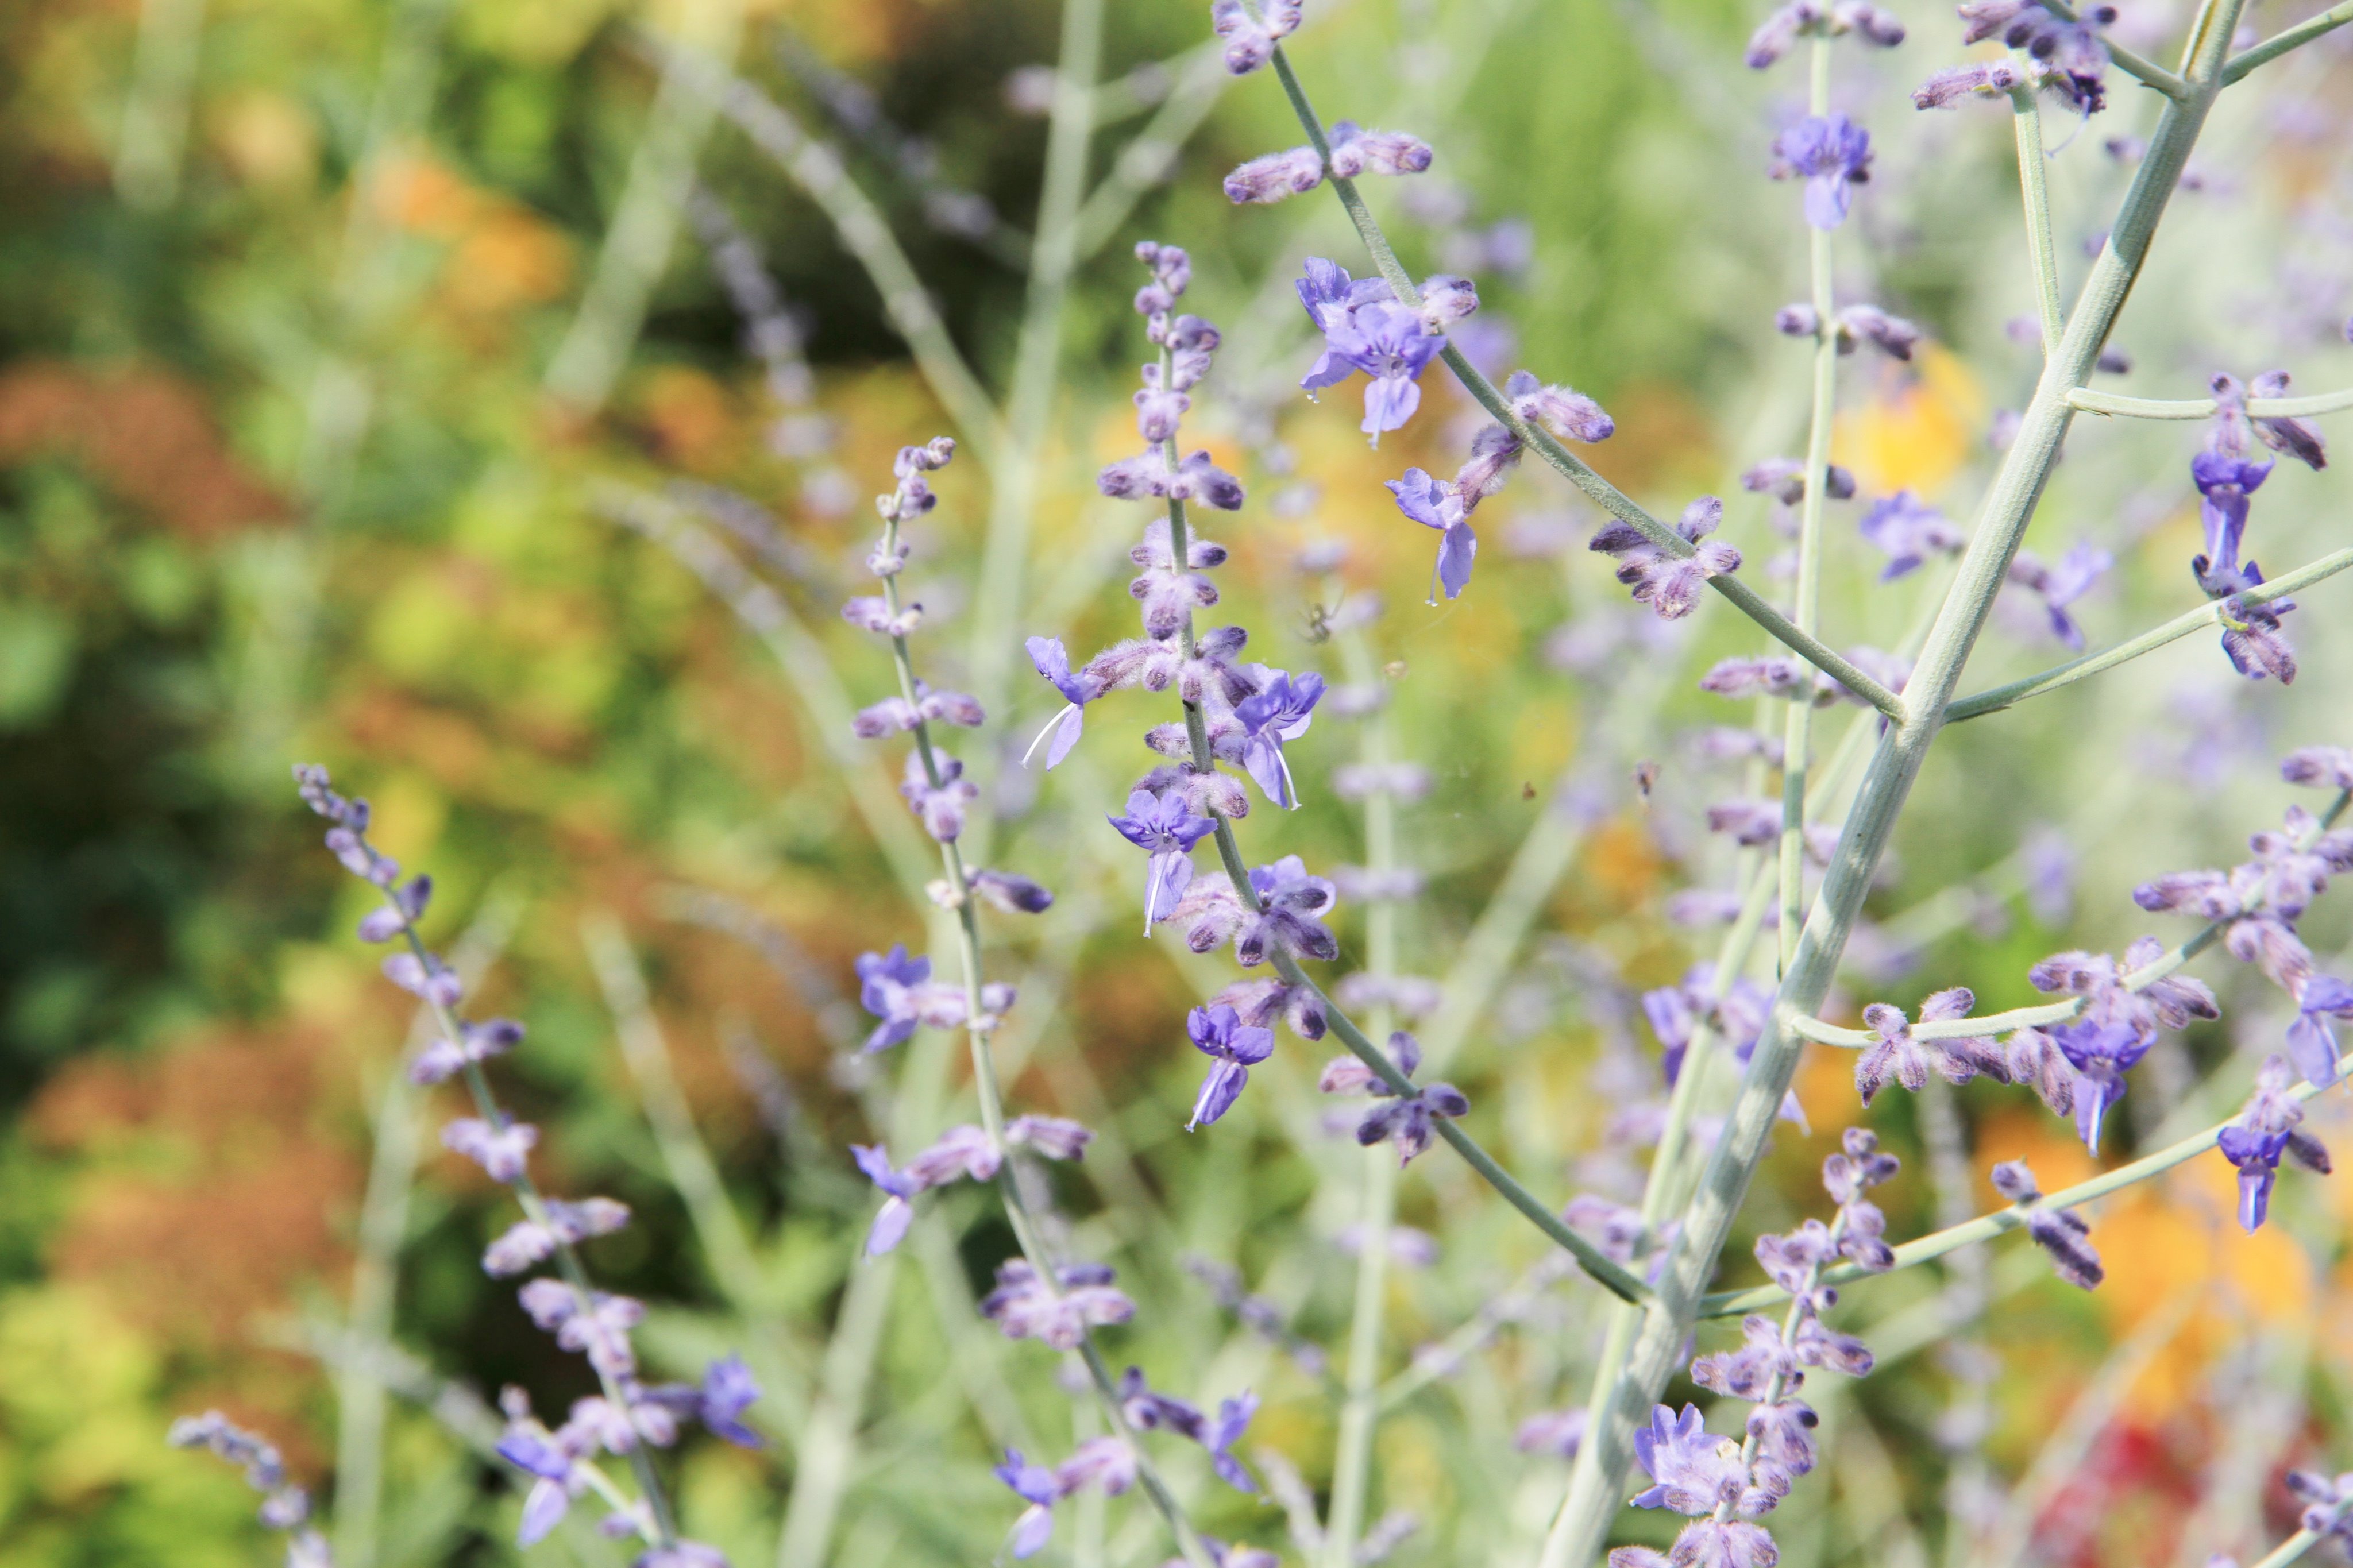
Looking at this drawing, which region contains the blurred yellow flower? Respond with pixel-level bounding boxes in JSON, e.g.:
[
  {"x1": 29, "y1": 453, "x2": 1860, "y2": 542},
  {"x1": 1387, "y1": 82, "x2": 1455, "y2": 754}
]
[{"x1": 1835, "y1": 345, "x2": 1988, "y2": 500}]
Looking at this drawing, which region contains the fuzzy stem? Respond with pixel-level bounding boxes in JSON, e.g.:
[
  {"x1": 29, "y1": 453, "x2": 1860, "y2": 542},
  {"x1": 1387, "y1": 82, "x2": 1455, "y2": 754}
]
[
  {"x1": 2223, "y1": 0, "x2": 2353, "y2": 82},
  {"x1": 1322, "y1": 607, "x2": 1404, "y2": 1568},
  {"x1": 2010, "y1": 82, "x2": 2064, "y2": 356},
  {"x1": 1779, "y1": 37, "x2": 1838, "y2": 968},
  {"x1": 384, "y1": 917, "x2": 680, "y2": 1547},
  {"x1": 2069, "y1": 384, "x2": 2353, "y2": 419},
  {"x1": 875, "y1": 495, "x2": 1217, "y2": 1568},
  {"x1": 1942, "y1": 548, "x2": 2353, "y2": 721},
  {"x1": 1538, "y1": 8, "x2": 2247, "y2": 1559}
]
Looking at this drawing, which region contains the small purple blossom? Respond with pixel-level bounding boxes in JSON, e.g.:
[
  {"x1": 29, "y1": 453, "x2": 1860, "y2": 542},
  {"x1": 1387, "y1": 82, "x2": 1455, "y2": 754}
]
[
  {"x1": 979, "y1": 1258, "x2": 1135, "y2": 1349},
  {"x1": 2006, "y1": 541, "x2": 2111, "y2": 650},
  {"x1": 2289, "y1": 974, "x2": 2353, "y2": 1085},
  {"x1": 2216, "y1": 1056, "x2": 2330, "y2": 1231},
  {"x1": 443, "y1": 1117, "x2": 538, "y2": 1183},
  {"x1": 900, "y1": 750, "x2": 979, "y2": 842},
  {"x1": 1386, "y1": 466, "x2": 1478, "y2": 601},
  {"x1": 1186, "y1": 1002, "x2": 1276, "y2": 1129},
  {"x1": 1210, "y1": 0, "x2": 1302, "y2": 75},
  {"x1": 483, "y1": 1196, "x2": 631, "y2": 1277},
  {"x1": 1234, "y1": 669, "x2": 1325, "y2": 808},
  {"x1": 1857, "y1": 491, "x2": 1962, "y2": 580},
  {"x1": 1631, "y1": 1404, "x2": 1747, "y2": 1516},
  {"x1": 412, "y1": 1017, "x2": 524, "y2": 1086},
  {"x1": 1770, "y1": 114, "x2": 1873, "y2": 229},
  {"x1": 1854, "y1": 990, "x2": 2004, "y2": 1103},
  {"x1": 519, "y1": 1279, "x2": 645, "y2": 1378},
  {"x1": 1991, "y1": 1160, "x2": 2105, "y2": 1289},
  {"x1": 1109, "y1": 789, "x2": 1218, "y2": 929},
  {"x1": 1318, "y1": 1030, "x2": 1469, "y2": 1165},
  {"x1": 2190, "y1": 449, "x2": 2275, "y2": 598},
  {"x1": 1590, "y1": 498, "x2": 1742, "y2": 620},
  {"x1": 696, "y1": 1356, "x2": 764, "y2": 1448}
]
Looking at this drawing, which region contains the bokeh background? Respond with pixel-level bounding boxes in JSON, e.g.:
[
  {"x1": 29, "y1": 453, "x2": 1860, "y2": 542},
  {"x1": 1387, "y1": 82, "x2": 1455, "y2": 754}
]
[{"x1": 3, "y1": 0, "x2": 2353, "y2": 1564}]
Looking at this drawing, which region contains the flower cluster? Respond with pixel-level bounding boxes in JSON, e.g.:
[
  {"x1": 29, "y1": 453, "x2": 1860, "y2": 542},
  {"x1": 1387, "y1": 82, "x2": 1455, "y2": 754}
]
[
  {"x1": 853, "y1": 1114, "x2": 1093, "y2": 1253},
  {"x1": 293, "y1": 766, "x2": 757, "y2": 1563},
  {"x1": 1384, "y1": 364, "x2": 1614, "y2": 601},
  {"x1": 1590, "y1": 498, "x2": 1743, "y2": 621},
  {"x1": 1611, "y1": 1132, "x2": 1896, "y2": 1568},
  {"x1": 2187, "y1": 373, "x2": 2327, "y2": 682},
  {"x1": 1987, "y1": 1159, "x2": 2104, "y2": 1288},
  {"x1": 1224, "y1": 119, "x2": 1433, "y2": 206},
  {"x1": 1770, "y1": 114, "x2": 1873, "y2": 230},
  {"x1": 1912, "y1": 1, "x2": 2119, "y2": 112},
  {"x1": 1318, "y1": 1029, "x2": 1471, "y2": 1164},
  {"x1": 168, "y1": 1412, "x2": 331, "y2": 1568},
  {"x1": 1745, "y1": 0, "x2": 1905, "y2": 67}
]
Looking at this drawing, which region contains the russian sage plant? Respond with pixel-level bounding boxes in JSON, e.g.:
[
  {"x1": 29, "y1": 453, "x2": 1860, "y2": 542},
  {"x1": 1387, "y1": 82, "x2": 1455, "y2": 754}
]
[{"x1": 168, "y1": 0, "x2": 2353, "y2": 1566}]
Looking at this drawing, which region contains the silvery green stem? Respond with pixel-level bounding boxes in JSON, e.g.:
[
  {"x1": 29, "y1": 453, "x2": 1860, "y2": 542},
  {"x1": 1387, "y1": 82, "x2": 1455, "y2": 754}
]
[
  {"x1": 386, "y1": 913, "x2": 680, "y2": 1547},
  {"x1": 964, "y1": 0, "x2": 1104, "y2": 748},
  {"x1": 335, "y1": 899, "x2": 518, "y2": 1568},
  {"x1": 1153, "y1": 446, "x2": 1650, "y2": 1306},
  {"x1": 1540, "y1": 10, "x2": 2247, "y2": 1559},
  {"x1": 2011, "y1": 82, "x2": 2064, "y2": 355},
  {"x1": 2247, "y1": 1531, "x2": 2332, "y2": 1568},
  {"x1": 2223, "y1": 0, "x2": 2353, "y2": 81},
  {"x1": 679, "y1": 46, "x2": 1004, "y2": 462},
  {"x1": 1324, "y1": 612, "x2": 1402, "y2": 1568},
  {"x1": 772, "y1": 1251, "x2": 898, "y2": 1568},
  {"x1": 2069, "y1": 384, "x2": 2353, "y2": 418},
  {"x1": 545, "y1": 0, "x2": 747, "y2": 415},
  {"x1": 1943, "y1": 548, "x2": 2353, "y2": 721},
  {"x1": 1700, "y1": 1055, "x2": 2337, "y2": 1319},
  {"x1": 874, "y1": 502, "x2": 1218, "y2": 1568},
  {"x1": 1779, "y1": 36, "x2": 1838, "y2": 968},
  {"x1": 1264, "y1": 47, "x2": 1905, "y2": 721}
]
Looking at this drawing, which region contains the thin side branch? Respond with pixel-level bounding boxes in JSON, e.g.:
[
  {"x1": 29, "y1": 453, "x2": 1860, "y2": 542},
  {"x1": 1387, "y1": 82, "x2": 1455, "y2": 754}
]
[
  {"x1": 2224, "y1": 0, "x2": 2353, "y2": 82},
  {"x1": 2069, "y1": 384, "x2": 2353, "y2": 420},
  {"x1": 1943, "y1": 548, "x2": 2353, "y2": 722},
  {"x1": 2041, "y1": 0, "x2": 2192, "y2": 94},
  {"x1": 1698, "y1": 1067, "x2": 2331, "y2": 1318}
]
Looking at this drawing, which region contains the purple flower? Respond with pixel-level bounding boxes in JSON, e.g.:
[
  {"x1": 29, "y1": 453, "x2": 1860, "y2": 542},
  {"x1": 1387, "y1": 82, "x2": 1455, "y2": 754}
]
[
  {"x1": 1240, "y1": 855, "x2": 1340, "y2": 965},
  {"x1": 1836, "y1": 304, "x2": 1920, "y2": 360},
  {"x1": 1631, "y1": 1404, "x2": 1746, "y2": 1516},
  {"x1": 1097, "y1": 447, "x2": 1245, "y2": 510},
  {"x1": 2289, "y1": 974, "x2": 2353, "y2": 1084},
  {"x1": 2216, "y1": 1056, "x2": 2331, "y2": 1231},
  {"x1": 2248, "y1": 370, "x2": 2328, "y2": 470},
  {"x1": 970, "y1": 868, "x2": 1055, "y2": 914},
  {"x1": 518, "y1": 1279, "x2": 645, "y2": 1378},
  {"x1": 1854, "y1": 990, "x2": 2004, "y2": 1103},
  {"x1": 1021, "y1": 635, "x2": 1106, "y2": 768},
  {"x1": 995, "y1": 1449, "x2": 1062, "y2": 1558},
  {"x1": 1770, "y1": 115, "x2": 1872, "y2": 229},
  {"x1": 1187, "y1": 1003, "x2": 1275, "y2": 1129},
  {"x1": 1912, "y1": 57, "x2": 2035, "y2": 109},
  {"x1": 442, "y1": 1117, "x2": 538, "y2": 1183},
  {"x1": 855, "y1": 944, "x2": 930, "y2": 1053},
  {"x1": 412, "y1": 1017, "x2": 524, "y2": 1086},
  {"x1": 483, "y1": 1196, "x2": 631, "y2": 1277},
  {"x1": 357, "y1": 874, "x2": 432, "y2": 941},
  {"x1": 1205, "y1": 1390, "x2": 1259, "y2": 1492},
  {"x1": 2190, "y1": 449, "x2": 2275, "y2": 597},
  {"x1": 2283, "y1": 746, "x2": 2353, "y2": 791},
  {"x1": 1223, "y1": 144, "x2": 1326, "y2": 203},
  {"x1": 495, "y1": 1428, "x2": 587, "y2": 1546},
  {"x1": 1328, "y1": 121, "x2": 1434, "y2": 177},
  {"x1": 853, "y1": 1126, "x2": 1004, "y2": 1253},
  {"x1": 697, "y1": 1356, "x2": 764, "y2": 1448},
  {"x1": 1210, "y1": 0, "x2": 1302, "y2": 75},
  {"x1": 383, "y1": 949, "x2": 462, "y2": 1009},
  {"x1": 1387, "y1": 467, "x2": 1479, "y2": 601},
  {"x1": 1857, "y1": 491, "x2": 1963, "y2": 580},
  {"x1": 1128, "y1": 516, "x2": 1226, "y2": 638},
  {"x1": 1992, "y1": 1160, "x2": 2106, "y2": 1288},
  {"x1": 2007, "y1": 541, "x2": 2111, "y2": 650},
  {"x1": 1590, "y1": 498, "x2": 1741, "y2": 619},
  {"x1": 1320, "y1": 1030, "x2": 1470, "y2": 1164},
  {"x1": 1505, "y1": 369, "x2": 1614, "y2": 443},
  {"x1": 1517, "y1": 1409, "x2": 1590, "y2": 1458},
  {"x1": 1956, "y1": 1, "x2": 2114, "y2": 111},
  {"x1": 900, "y1": 750, "x2": 979, "y2": 842},
  {"x1": 1233, "y1": 670, "x2": 1325, "y2": 808},
  {"x1": 1109, "y1": 789, "x2": 1217, "y2": 929},
  {"x1": 979, "y1": 1258, "x2": 1135, "y2": 1349}
]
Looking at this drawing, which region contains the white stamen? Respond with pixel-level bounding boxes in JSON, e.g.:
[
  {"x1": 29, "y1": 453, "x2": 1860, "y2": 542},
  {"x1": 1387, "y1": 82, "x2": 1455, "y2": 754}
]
[{"x1": 1020, "y1": 704, "x2": 1078, "y2": 769}]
